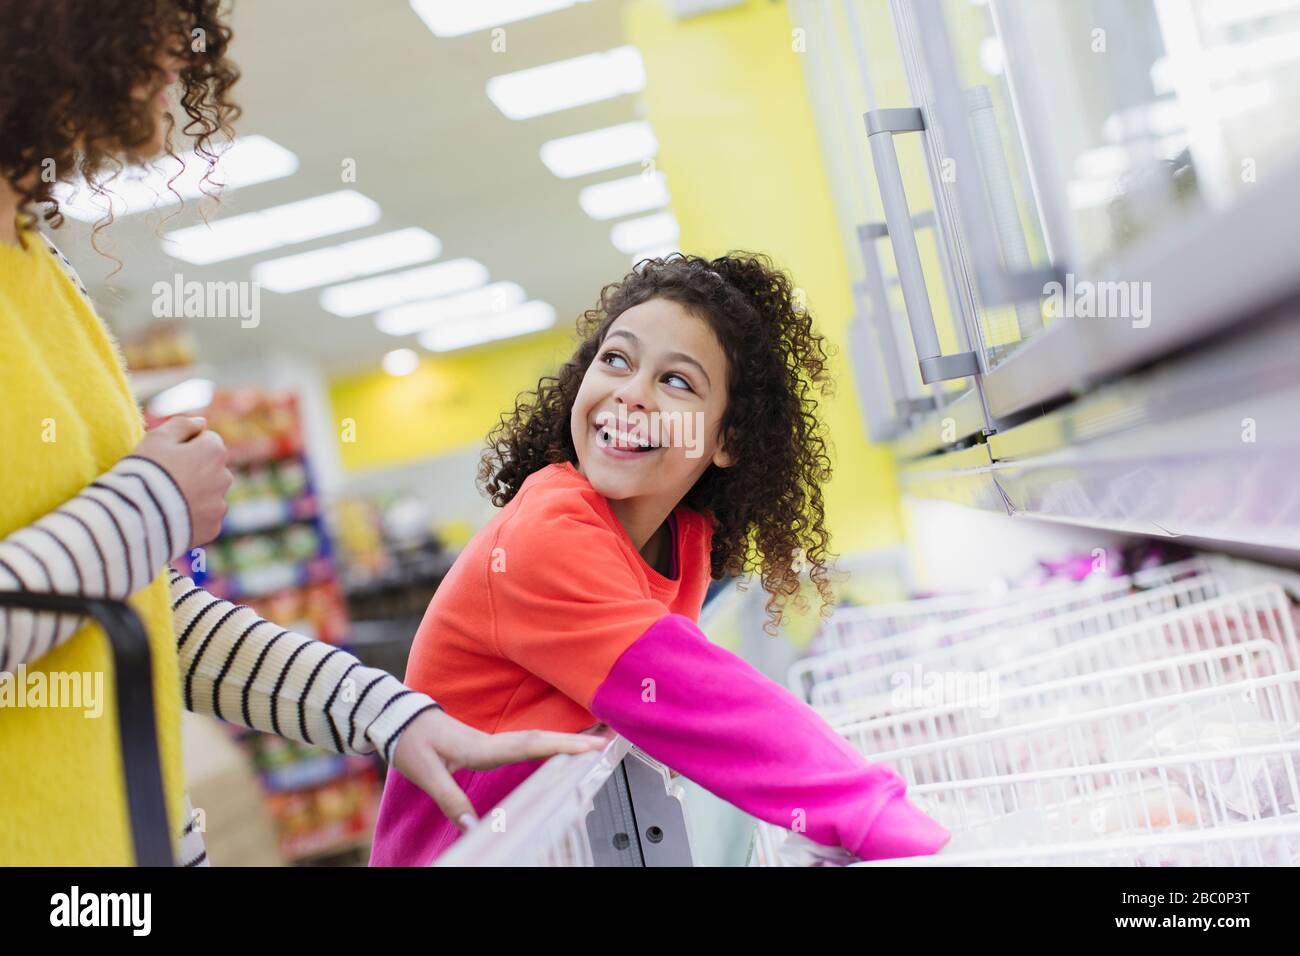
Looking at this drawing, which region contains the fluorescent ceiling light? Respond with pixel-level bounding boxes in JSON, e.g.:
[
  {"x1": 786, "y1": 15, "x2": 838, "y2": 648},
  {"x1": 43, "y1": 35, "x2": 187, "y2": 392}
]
[
  {"x1": 540, "y1": 122, "x2": 658, "y2": 179},
  {"x1": 148, "y1": 378, "x2": 215, "y2": 417},
  {"x1": 418, "y1": 301, "x2": 557, "y2": 352},
  {"x1": 162, "y1": 190, "x2": 381, "y2": 265},
  {"x1": 610, "y1": 212, "x2": 679, "y2": 254},
  {"x1": 488, "y1": 46, "x2": 644, "y2": 120},
  {"x1": 579, "y1": 172, "x2": 669, "y2": 220},
  {"x1": 251, "y1": 228, "x2": 440, "y2": 294},
  {"x1": 410, "y1": 0, "x2": 577, "y2": 37},
  {"x1": 382, "y1": 348, "x2": 421, "y2": 377},
  {"x1": 54, "y1": 135, "x2": 298, "y2": 222},
  {"x1": 320, "y1": 258, "x2": 489, "y2": 318},
  {"x1": 377, "y1": 282, "x2": 527, "y2": 336}
]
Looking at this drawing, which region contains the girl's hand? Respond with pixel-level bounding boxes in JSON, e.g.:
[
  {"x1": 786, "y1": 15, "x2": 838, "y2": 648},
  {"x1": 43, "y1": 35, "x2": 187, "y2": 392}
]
[{"x1": 391, "y1": 707, "x2": 607, "y2": 829}]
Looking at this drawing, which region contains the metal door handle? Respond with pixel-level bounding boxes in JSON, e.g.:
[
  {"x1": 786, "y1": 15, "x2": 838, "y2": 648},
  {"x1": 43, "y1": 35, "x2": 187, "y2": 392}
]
[{"x1": 864, "y1": 107, "x2": 981, "y2": 383}]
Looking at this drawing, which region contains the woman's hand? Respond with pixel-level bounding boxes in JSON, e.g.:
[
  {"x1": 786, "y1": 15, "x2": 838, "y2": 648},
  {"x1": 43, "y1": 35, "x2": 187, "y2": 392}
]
[
  {"x1": 391, "y1": 707, "x2": 607, "y2": 829},
  {"x1": 131, "y1": 415, "x2": 233, "y2": 548}
]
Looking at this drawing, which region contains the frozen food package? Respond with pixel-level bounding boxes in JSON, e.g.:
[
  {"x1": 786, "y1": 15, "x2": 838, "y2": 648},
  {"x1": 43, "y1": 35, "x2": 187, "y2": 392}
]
[
  {"x1": 935, "y1": 778, "x2": 1199, "y2": 856},
  {"x1": 1119, "y1": 699, "x2": 1300, "y2": 819}
]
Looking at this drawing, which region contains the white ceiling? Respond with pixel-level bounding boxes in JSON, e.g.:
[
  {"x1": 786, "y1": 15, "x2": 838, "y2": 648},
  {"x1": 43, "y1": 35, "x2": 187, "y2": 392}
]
[{"x1": 55, "y1": 0, "x2": 647, "y2": 376}]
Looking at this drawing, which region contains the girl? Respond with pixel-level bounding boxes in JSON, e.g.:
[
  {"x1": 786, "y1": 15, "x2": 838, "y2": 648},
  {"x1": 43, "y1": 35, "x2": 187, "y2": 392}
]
[
  {"x1": 370, "y1": 254, "x2": 950, "y2": 865},
  {"x1": 0, "y1": 0, "x2": 601, "y2": 866}
]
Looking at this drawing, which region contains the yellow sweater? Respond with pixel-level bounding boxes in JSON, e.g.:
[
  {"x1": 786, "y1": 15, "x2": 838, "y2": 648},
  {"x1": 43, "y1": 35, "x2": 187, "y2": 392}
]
[{"x1": 0, "y1": 227, "x2": 184, "y2": 864}]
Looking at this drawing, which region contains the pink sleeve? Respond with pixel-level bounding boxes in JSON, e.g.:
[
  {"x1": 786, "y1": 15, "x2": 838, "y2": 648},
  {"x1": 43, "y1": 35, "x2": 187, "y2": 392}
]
[{"x1": 590, "y1": 614, "x2": 950, "y2": 861}]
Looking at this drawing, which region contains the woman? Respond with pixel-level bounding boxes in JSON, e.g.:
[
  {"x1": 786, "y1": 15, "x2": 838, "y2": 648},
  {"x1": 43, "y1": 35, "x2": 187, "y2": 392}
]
[{"x1": 0, "y1": 0, "x2": 601, "y2": 866}]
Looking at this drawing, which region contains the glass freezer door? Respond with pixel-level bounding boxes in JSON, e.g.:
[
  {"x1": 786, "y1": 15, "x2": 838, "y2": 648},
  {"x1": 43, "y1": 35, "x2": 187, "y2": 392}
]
[
  {"x1": 893, "y1": 0, "x2": 1300, "y2": 380},
  {"x1": 888, "y1": 0, "x2": 1063, "y2": 374}
]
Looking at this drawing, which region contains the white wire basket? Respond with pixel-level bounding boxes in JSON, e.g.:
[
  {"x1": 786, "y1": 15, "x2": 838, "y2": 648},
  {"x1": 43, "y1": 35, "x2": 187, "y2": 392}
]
[
  {"x1": 809, "y1": 557, "x2": 1208, "y2": 656},
  {"x1": 754, "y1": 676, "x2": 1300, "y2": 867},
  {"x1": 801, "y1": 573, "x2": 1235, "y2": 719},
  {"x1": 435, "y1": 734, "x2": 629, "y2": 867},
  {"x1": 900, "y1": 739, "x2": 1300, "y2": 853},
  {"x1": 811, "y1": 579, "x2": 1071, "y2": 655},
  {"x1": 838, "y1": 674, "x2": 1300, "y2": 866},
  {"x1": 840, "y1": 641, "x2": 1290, "y2": 757},
  {"x1": 832, "y1": 584, "x2": 1300, "y2": 739},
  {"x1": 860, "y1": 820, "x2": 1300, "y2": 867},
  {"x1": 866, "y1": 671, "x2": 1300, "y2": 786},
  {"x1": 756, "y1": 568, "x2": 1300, "y2": 867}
]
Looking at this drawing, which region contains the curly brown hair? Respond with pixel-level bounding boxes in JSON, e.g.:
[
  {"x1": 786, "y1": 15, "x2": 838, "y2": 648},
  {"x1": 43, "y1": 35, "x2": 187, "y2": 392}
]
[
  {"x1": 480, "y1": 252, "x2": 836, "y2": 630},
  {"x1": 0, "y1": 0, "x2": 240, "y2": 234}
]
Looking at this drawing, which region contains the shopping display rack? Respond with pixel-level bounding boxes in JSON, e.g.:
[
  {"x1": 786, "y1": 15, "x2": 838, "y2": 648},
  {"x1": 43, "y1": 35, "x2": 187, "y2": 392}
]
[
  {"x1": 434, "y1": 732, "x2": 694, "y2": 867},
  {"x1": 756, "y1": 560, "x2": 1300, "y2": 867},
  {"x1": 810, "y1": 576, "x2": 1082, "y2": 654},
  {"x1": 831, "y1": 583, "x2": 1300, "y2": 736},
  {"x1": 809, "y1": 558, "x2": 1210, "y2": 654},
  {"x1": 789, "y1": 559, "x2": 1211, "y2": 708},
  {"x1": 797, "y1": 572, "x2": 1273, "y2": 721}
]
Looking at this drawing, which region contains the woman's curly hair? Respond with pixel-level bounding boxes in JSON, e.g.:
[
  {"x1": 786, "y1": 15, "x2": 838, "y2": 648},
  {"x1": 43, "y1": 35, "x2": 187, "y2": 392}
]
[
  {"x1": 480, "y1": 252, "x2": 836, "y2": 631},
  {"x1": 0, "y1": 0, "x2": 240, "y2": 236}
]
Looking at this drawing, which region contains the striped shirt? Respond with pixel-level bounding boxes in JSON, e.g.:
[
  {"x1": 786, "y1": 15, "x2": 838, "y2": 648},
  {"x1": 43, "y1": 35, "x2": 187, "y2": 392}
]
[{"x1": 0, "y1": 451, "x2": 439, "y2": 865}]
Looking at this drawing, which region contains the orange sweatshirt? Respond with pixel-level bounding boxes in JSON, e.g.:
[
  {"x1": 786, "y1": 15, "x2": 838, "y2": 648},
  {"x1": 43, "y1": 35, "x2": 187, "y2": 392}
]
[{"x1": 370, "y1": 461, "x2": 948, "y2": 865}]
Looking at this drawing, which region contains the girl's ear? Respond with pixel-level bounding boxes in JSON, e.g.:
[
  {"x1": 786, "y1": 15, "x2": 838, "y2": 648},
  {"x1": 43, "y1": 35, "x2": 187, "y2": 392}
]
[{"x1": 711, "y1": 431, "x2": 736, "y2": 469}]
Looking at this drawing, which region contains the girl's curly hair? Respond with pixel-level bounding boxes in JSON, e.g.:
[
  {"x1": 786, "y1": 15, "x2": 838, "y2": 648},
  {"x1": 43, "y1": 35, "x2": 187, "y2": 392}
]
[
  {"x1": 0, "y1": 0, "x2": 240, "y2": 237},
  {"x1": 480, "y1": 252, "x2": 836, "y2": 631}
]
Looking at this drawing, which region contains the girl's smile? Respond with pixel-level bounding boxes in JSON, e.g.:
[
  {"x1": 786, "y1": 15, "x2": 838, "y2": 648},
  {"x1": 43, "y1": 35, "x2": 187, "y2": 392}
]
[{"x1": 570, "y1": 297, "x2": 733, "y2": 550}]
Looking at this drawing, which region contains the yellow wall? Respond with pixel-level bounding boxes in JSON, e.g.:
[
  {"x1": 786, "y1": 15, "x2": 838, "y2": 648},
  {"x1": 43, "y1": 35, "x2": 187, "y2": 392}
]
[
  {"x1": 623, "y1": 0, "x2": 903, "y2": 554},
  {"x1": 329, "y1": 328, "x2": 574, "y2": 472}
]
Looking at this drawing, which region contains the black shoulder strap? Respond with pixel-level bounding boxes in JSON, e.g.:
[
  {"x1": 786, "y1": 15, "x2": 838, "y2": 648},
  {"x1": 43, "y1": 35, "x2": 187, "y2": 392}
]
[
  {"x1": 0, "y1": 592, "x2": 175, "y2": 866},
  {"x1": 39, "y1": 232, "x2": 95, "y2": 305}
]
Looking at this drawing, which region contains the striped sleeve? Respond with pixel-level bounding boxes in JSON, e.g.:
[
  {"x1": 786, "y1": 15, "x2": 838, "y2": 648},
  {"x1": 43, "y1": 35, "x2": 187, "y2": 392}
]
[
  {"x1": 168, "y1": 570, "x2": 439, "y2": 761},
  {"x1": 0, "y1": 454, "x2": 190, "y2": 671}
]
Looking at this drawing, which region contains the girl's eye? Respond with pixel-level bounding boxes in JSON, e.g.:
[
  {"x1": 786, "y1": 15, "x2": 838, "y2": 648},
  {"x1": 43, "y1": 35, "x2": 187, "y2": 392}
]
[
  {"x1": 664, "y1": 373, "x2": 693, "y2": 392},
  {"x1": 601, "y1": 350, "x2": 630, "y2": 370}
]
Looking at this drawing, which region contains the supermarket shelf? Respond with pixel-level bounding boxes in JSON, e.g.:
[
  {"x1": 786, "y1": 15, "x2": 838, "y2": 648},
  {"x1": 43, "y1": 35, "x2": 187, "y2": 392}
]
[
  {"x1": 227, "y1": 437, "x2": 306, "y2": 468},
  {"x1": 223, "y1": 494, "x2": 319, "y2": 535},
  {"x1": 198, "y1": 556, "x2": 337, "y2": 602},
  {"x1": 260, "y1": 754, "x2": 349, "y2": 794},
  {"x1": 281, "y1": 824, "x2": 372, "y2": 866},
  {"x1": 127, "y1": 364, "x2": 210, "y2": 404}
]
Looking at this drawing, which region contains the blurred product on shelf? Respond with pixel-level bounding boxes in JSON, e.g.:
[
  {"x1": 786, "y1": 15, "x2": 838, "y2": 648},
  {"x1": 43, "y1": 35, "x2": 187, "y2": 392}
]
[
  {"x1": 166, "y1": 388, "x2": 306, "y2": 466},
  {"x1": 119, "y1": 319, "x2": 198, "y2": 372},
  {"x1": 242, "y1": 730, "x2": 382, "y2": 865},
  {"x1": 332, "y1": 492, "x2": 458, "y2": 624}
]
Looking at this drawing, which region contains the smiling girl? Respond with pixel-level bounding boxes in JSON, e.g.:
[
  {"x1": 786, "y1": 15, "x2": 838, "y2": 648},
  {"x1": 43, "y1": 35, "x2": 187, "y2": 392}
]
[{"x1": 370, "y1": 253, "x2": 950, "y2": 865}]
